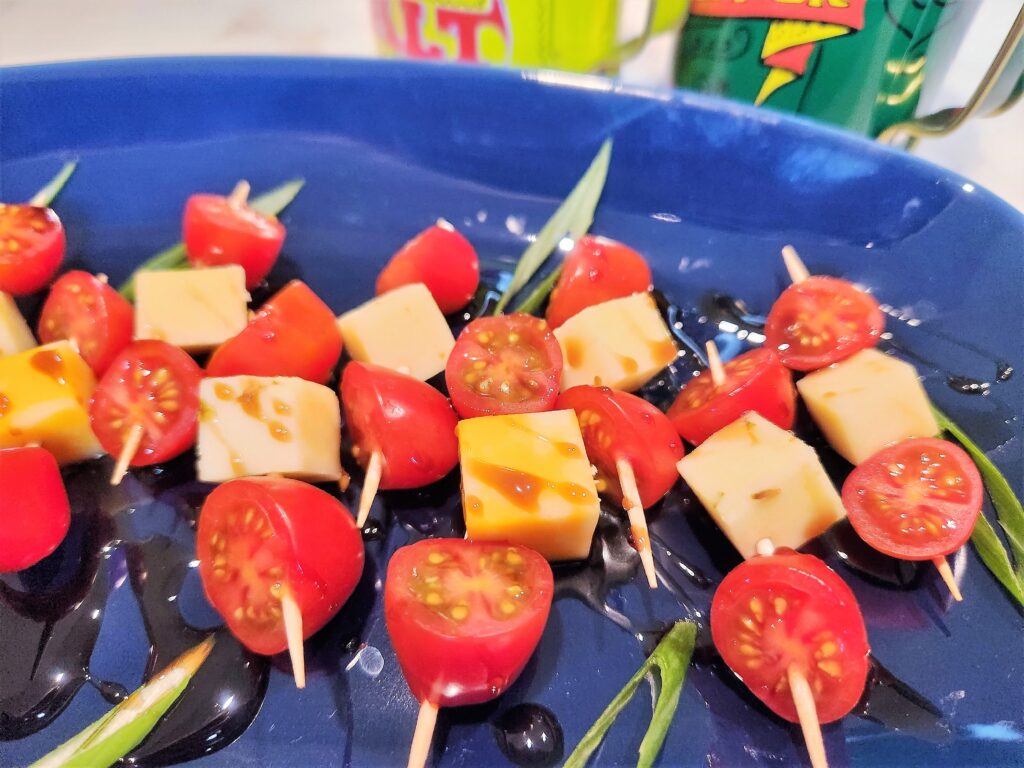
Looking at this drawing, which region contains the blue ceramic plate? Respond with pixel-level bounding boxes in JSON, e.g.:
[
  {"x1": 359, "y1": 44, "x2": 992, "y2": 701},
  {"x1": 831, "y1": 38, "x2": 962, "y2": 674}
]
[{"x1": 1, "y1": 58, "x2": 1022, "y2": 768}]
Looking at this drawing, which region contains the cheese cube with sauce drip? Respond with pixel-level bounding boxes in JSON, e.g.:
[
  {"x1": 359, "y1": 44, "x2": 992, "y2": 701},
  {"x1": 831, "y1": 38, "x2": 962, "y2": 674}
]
[
  {"x1": 457, "y1": 410, "x2": 600, "y2": 561},
  {"x1": 677, "y1": 412, "x2": 846, "y2": 559},
  {"x1": 797, "y1": 348, "x2": 939, "y2": 465},
  {"x1": 134, "y1": 266, "x2": 249, "y2": 352},
  {"x1": 553, "y1": 293, "x2": 677, "y2": 392},
  {"x1": 0, "y1": 292, "x2": 35, "y2": 356},
  {"x1": 0, "y1": 341, "x2": 101, "y2": 464},
  {"x1": 337, "y1": 283, "x2": 455, "y2": 380},
  {"x1": 197, "y1": 376, "x2": 342, "y2": 483}
]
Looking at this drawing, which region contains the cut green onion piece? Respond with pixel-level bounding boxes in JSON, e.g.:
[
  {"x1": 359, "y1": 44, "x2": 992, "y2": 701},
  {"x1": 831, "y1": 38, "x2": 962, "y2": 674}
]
[
  {"x1": 512, "y1": 263, "x2": 564, "y2": 316},
  {"x1": 29, "y1": 161, "x2": 78, "y2": 208}
]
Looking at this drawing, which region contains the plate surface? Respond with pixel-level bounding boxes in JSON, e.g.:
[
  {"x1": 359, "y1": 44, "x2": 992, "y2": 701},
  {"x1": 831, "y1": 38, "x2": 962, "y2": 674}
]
[{"x1": 1, "y1": 58, "x2": 1022, "y2": 768}]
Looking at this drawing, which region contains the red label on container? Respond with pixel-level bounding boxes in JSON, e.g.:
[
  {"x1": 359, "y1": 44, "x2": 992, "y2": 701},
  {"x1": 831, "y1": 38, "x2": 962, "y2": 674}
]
[{"x1": 691, "y1": 0, "x2": 865, "y2": 28}]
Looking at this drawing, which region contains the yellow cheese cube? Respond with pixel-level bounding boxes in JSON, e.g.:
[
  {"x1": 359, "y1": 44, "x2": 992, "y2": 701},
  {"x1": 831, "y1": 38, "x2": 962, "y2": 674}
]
[
  {"x1": 0, "y1": 341, "x2": 101, "y2": 464},
  {"x1": 337, "y1": 283, "x2": 455, "y2": 380},
  {"x1": 797, "y1": 349, "x2": 940, "y2": 465},
  {"x1": 554, "y1": 293, "x2": 677, "y2": 392},
  {"x1": 457, "y1": 410, "x2": 600, "y2": 561},
  {"x1": 197, "y1": 376, "x2": 341, "y2": 483},
  {"x1": 677, "y1": 412, "x2": 846, "y2": 559},
  {"x1": 134, "y1": 266, "x2": 249, "y2": 352},
  {"x1": 0, "y1": 292, "x2": 35, "y2": 356}
]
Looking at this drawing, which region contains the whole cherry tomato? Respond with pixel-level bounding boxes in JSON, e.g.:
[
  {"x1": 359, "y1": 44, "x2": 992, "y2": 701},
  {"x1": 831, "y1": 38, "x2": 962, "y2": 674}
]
[
  {"x1": 340, "y1": 362, "x2": 459, "y2": 489},
  {"x1": 0, "y1": 446, "x2": 70, "y2": 572},
  {"x1": 545, "y1": 235, "x2": 652, "y2": 329},
  {"x1": 376, "y1": 223, "x2": 480, "y2": 314},
  {"x1": 765, "y1": 276, "x2": 884, "y2": 371},
  {"x1": 38, "y1": 271, "x2": 134, "y2": 375},
  {"x1": 667, "y1": 348, "x2": 795, "y2": 445},
  {"x1": 445, "y1": 313, "x2": 562, "y2": 419},
  {"x1": 197, "y1": 476, "x2": 364, "y2": 655},
  {"x1": 385, "y1": 538, "x2": 552, "y2": 706},
  {"x1": 0, "y1": 204, "x2": 66, "y2": 296},
  {"x1": 207, "y1": 280, "x2": 342, "y2": 383},
  {"x1": 183, "y1": 192, "x2": 286, "y2": 289}
]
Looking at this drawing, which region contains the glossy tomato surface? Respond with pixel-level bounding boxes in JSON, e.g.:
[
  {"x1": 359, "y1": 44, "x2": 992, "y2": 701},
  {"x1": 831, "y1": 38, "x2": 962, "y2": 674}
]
[
  {"x1": 385, "y1": 539, "x2": 553, "y2": 707},
  {"x1": 545, "y1": 235, "x2": 652, "y2": 329},
  {"x1": 446, "y1": 313, "x2": 562, "y2": 419},
  {"x1": 711, "y1": 550, "x2": 870, "y2": 724},
  {"x1": 0, "y1": 204, "x2": 66, "y2": 296},
  {"x1": 376, "y1": 223, "x2": 479, "y2": 314},
  {"x1": 207, "y1": 280, "x2": 342, "y2": 383},
  {"x1": 197, "y1": 477, "x2": 364, "y2": 656},
  {"x1": 667, "y1": 348, "x2": 795, "y2": 445},
  {"x1": 0, "y1": 446, "x2": 70, "y2": 572},
  {"x1": 340, "y1": 362, "x2": 458, "y2": 490}
]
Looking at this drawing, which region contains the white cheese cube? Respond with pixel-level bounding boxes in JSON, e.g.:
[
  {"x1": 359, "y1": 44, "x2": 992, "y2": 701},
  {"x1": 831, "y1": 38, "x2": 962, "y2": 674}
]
[
  {"x1": 797, "y1": 349, "x2": 939, "y2": 465},
  {"x1": 337, "y1": 283, "x2": 455, "y2": 381},
  {"x1": 677, "y1": 412, "x2": 846, "y2": 559},
  {"x1": 0, "y1": 292, "x2": 35, "y2": 356},
  {"x1": 135, "y1": 266, "x2": 249, "y2": 352},
  {"x1": 197, "y1": 376, "x2": 341, "y2": 483},
  {"x1": 554, "y1": 293, "x2": 677, "y2": 392}
]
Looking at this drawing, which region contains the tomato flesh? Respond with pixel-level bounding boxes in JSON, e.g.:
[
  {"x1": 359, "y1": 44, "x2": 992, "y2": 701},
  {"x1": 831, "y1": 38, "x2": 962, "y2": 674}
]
[
  {"x1": 446, "y1": 313, "x2": 563, "y2": 419},
  {"x1": 340, "y1": 362, "x2": 459, "y2": 490},
  {"x1": 385, "y1": 539, "x2": 553, "y2": 706},
  {"x1": 376, "y1": 223, "x2": 480, "y2": 314},
  {"x1": 197, "y1": 477, "x2": 364, "y2": 656},
  {"x1": 842, "y1": 438, "x2": 982, "y2": 560},
  {"x1": 765, "y1": 276, "x2": 884, "y2": 371},
  {"x1": 38, "y1": 270, "x2": 134, "y2": 375},
  {"x1": 0, "y1": 204, "x2": 65, "y2": 296},
  {"x1": 711, "y1": 550, "x2": 870, "y2": 724},
  {"x1": 207, "y1": 280, "x2": 342, "y2": 383},
  {"x1": 667, "y1": 348, "x2": 795, "y2": 445},
  {"x1": 0, "y1": 446, "x2": 70, "y2": 572}
]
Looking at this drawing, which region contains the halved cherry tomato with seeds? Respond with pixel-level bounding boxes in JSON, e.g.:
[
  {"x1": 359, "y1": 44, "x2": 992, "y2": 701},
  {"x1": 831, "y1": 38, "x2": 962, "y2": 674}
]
[
  {"x1": 385, "y1": 538, "x2": 552, "y2": 706},
  {"x1": 376, "y1": 222, "x2": 480, "y2": 314},
  {"x1": 197, "y1": 477, "x2": 364, "y2": 656},
  {"x1": 90, "y1": 340, "x2": 202, "y2": 467},
  {"x1": 0, "y1": 446, "x2": 70, "y2": 573},
  {"x1": 765, "y1": 276, "x2": 884, "y2": 371},
  {"x1": 446, "y1": 313, "x2": 562, "y2": 419},
  {"x1": 667, "y1": 348, "x2": 795, "y2": 445},
  {"x1": 841, "y1": 438, "x2": 982, "y2": 560},
  {"x1": 0, "y1": 204, "x2": 66, "y2": 296},
  {"x1": 711, "y1": 550, "x2": 870, "y2": 724}
]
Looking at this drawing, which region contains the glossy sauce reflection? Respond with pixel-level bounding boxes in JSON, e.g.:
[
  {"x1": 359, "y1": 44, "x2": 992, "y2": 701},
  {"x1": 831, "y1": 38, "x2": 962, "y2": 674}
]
[{"x1": 467, "y1": 460, "x2": 590, "y2": 513}]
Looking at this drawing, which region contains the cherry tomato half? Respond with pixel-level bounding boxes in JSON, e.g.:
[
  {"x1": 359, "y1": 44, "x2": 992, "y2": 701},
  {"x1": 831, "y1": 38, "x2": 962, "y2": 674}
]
[
  {"x1": 183, "y1": 193, "x2": 286, "y2": 289},
  {"x1": 340, "y1": 362, "x2": 459, "y2": 490},
  {"x1": 0, "y1": 446, "x2": 70, "y2": 572},
  {"x1": 207, "y1": 280, "x2": 342, "y2": 383},
  {"x1": 385, "y1": 538, "x2": 553, "y2": 706},
  {"x1": 0, "y1": 204, "x2": 66, "y2": 296},
  {"x1": 764, "y1": 276, "x2": 884, "y2": 371},
  {"x1": 38, "y1": 271, "x2": 134, "y2": 375},
  {"x1": 376, "y1": 223, "x2": 480, "y2": 314},
  {"x1": 197, "y1": 476, "x2": 364, "y2": 656},
  {"x1": 667, "y1": 348, "x2": 795, "y2": 445},
  {"x1": 711, "y1": 550, "x2": 870, "y2": 724},
  {"x1": 557, "y1": 385, "x2": 683, "y2": 509},
  {"x1": 446, "y1": 313, "x2": 563, "y2": 419},
  {"x1": 545, "y1": 235, "x2": 652, "y2": 329},
  {"x1": 90, "y1": 340, "x2": 202, "y2": 467},
  {"x1": 841, "y1": 438, "x2": 982, "y2": 561}
]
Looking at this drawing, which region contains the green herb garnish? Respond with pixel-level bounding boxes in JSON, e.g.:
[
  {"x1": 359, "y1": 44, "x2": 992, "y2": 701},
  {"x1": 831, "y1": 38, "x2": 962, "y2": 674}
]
[
  {"x1": 492, "y1": 140, "x2": 611, "y2": 315},
  {"x1": 29, "y1": 161, "x2": 78, "y2": 207},
  {"x1": 564, "y1": 621, "x2": 697, "y2": 768},
  {"x1": 512, "y1": 262, "x2": 564, "y2": 316}
]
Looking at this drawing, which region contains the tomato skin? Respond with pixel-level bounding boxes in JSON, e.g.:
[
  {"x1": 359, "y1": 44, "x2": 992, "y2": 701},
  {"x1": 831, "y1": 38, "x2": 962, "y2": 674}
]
[
  {"x1": 557, "y1": 385, "x2": 683, "y2": 508},
  {"x1": 207, "y1": 280, "x2": 342, "y2": 383},
  {"x1": 38, "y1": 271, "x2": 134, "y2": 375},
  {"x1": 446, "y1": 313, "x2": 563, "y2": 419},
  {"x1": 0, "y1": 204, "x2": 66, "y2": 296},
  {"x1": 667, "y1": 348, "x2": 796, "y2": 445},
  {"x1": 340, "y1": 362, "x2": 459, "y2": 489},
  {"x1": 385, "y1": 539, "x2": 553, "y2": 706},
  {"x1": 711, "y1": 551, "x2": 870, "y2": 724},
  {"x1": 765, "y1": 276, "x2": 885, "y2": 371},
  {"x1": 183, "y1": 193, "x2": 286, "y2": 289},
  {"x1": 842, "y1": 438, "x2": 982, "y2": 560},
  {"x1": 376, "y1": 224, "x2": 480, "y2": 314},
  {"x1": 545, "y1": 236, "x2": 652, "y2": 329},
  {"x1": 0, "y1": 446, "x2": 71, "y2": 572},
  {"x1": 197, "y1": 477, "x2": 364, "y2": 656}
]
